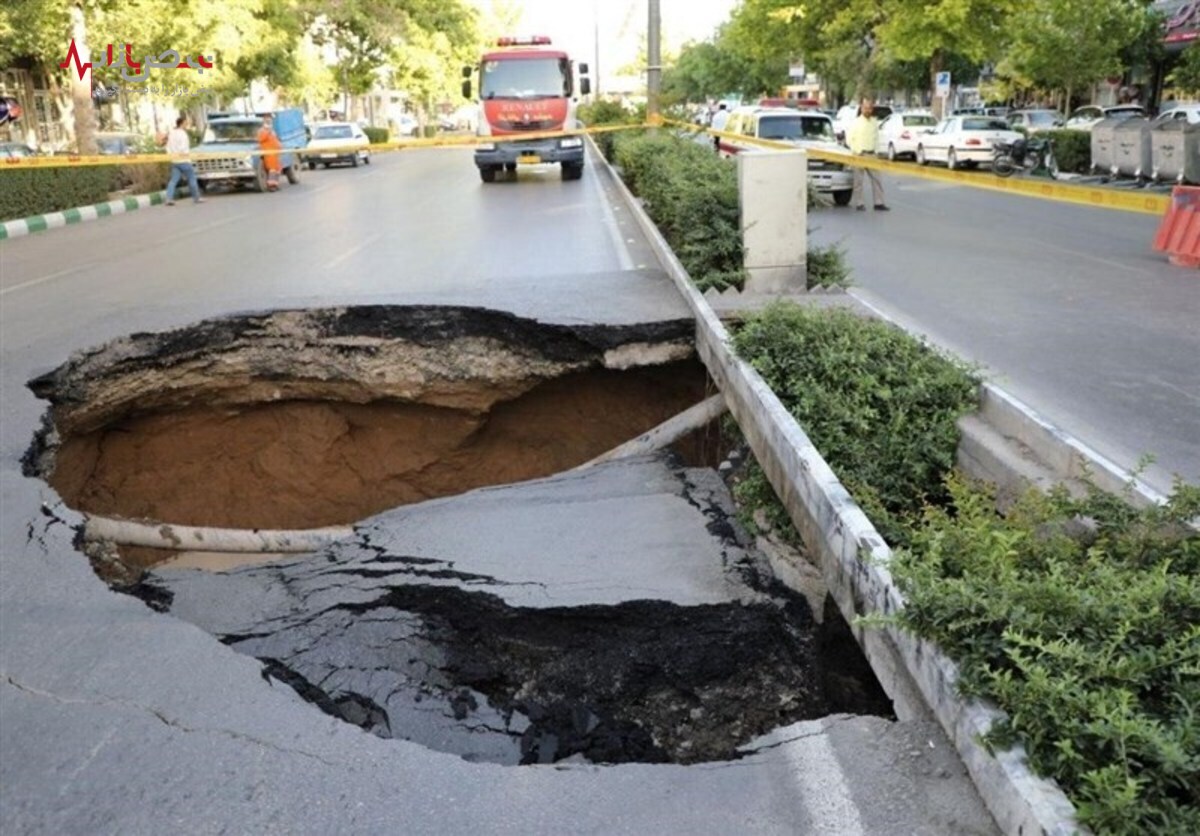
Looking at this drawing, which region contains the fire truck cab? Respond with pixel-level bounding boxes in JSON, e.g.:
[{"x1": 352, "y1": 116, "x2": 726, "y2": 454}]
[{"x1": 462, "y1": 36, "x2": 591, "y2": 183}]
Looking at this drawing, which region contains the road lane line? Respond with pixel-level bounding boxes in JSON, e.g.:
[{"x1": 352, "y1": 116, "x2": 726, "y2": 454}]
[
  {"x1": 1, "y1": 214, "x2": 250, "y2": 296},
  {"x1": 589, "y1": 152, "x2": 636, "y2": 271},
  {"x1": 322, "y1": 233, "x2": 382, "y2": 269}
]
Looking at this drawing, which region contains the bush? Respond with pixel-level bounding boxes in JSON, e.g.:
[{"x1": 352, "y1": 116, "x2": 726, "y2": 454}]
[
  {"x1": 363, "y1": 127, "x2": 389, "y2": 144},
  {"x1": 613, "y1": 131, "x2": 744, "y2": 292},
  {"x1": 0, "y1": 167, "x2": 118, "y2": 222},
  {"x1": 115, "y1": 161, "x2": 171, "y2": 195},
  {"x1": 888, "y1": 477, "x2": 1200, "y2": 834},
  {"x1": 578, "y1": 100, "x2": 640, "y2": 162},
  {"x1": 807, "y1": 243, "x2": 852, "y2": 290},
  {"x1": 1046, "y1": 129, "x2": 1091, "y2": 174},
  {"x1": 732, "y1": 303, "x2": 980, "y2": 546}
]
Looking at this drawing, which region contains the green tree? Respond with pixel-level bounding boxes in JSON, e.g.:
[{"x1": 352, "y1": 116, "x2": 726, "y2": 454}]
[
  {"x1": 1170, "y1": 42, "x2": 1200, "y2": 98},
  {"x1": 1004, "y1": 0, "x2": 1160, "y2": 109}
]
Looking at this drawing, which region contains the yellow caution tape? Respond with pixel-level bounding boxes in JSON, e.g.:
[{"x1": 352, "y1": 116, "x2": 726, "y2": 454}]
[
  {"x1": 2, "y1": 117, "x2": 1170, "y2": 217},
  {"x1": 663, "y1": 117, "x2": 1171, "y2": 217}
]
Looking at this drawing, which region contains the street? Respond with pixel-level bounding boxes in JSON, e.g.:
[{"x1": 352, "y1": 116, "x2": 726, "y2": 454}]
[
  {"x1": 0, "y1": 149, "x2": 1000, "y2": 834},
  {"x1": 811, "y1": 172, "x2": 1200, "y2": 495}
]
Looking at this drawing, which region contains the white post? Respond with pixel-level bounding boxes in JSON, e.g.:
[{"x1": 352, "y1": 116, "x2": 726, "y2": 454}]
[{"x1": 738, "y1": 149, "x2": 809, "y2": 293}]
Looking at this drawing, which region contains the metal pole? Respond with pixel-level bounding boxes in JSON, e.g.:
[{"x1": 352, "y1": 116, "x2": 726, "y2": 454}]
[
  {"x1": 593, "y1": 0, "x2": 601, "y2": 99},
  {"x1": 648, "y1": 0, "x2": 661, "y2": 121}
]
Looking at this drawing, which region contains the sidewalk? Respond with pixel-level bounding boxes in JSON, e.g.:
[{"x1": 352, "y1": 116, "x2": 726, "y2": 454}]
[{"x1": 0, "y1": 191, "x2": 164, "y2": 240}]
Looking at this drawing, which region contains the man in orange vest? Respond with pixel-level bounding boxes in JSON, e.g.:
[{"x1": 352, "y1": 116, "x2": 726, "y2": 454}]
[{"x1": 257, "y1": 113, "x2": 283, "y2": 191}]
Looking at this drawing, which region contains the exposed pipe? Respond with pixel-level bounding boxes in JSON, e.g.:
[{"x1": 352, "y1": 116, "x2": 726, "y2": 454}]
[
  {"x1": 577, "y1": 394, "x2": 727, "y2": 469},
  {"x1": 84, "y1": 515, "x2": 354, "y2": 554}
]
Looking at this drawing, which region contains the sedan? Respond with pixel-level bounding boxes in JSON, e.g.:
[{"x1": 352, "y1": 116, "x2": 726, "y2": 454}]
[
  {"x1": 877, "y1": 110, "x2": 937, "y2": 160},
  {"x1": 1065, "y1": 104, "x2": 1144, "y2": 131},
  {"x1": 305, "y1": 122, "x2": 371, "y2": 169},
  {"x1": 1007, "y1": 109, "x2": 1065, "y2": 133},
  {"x1": 915, "y1": 116, "x2": 1023, "y2": 169}
]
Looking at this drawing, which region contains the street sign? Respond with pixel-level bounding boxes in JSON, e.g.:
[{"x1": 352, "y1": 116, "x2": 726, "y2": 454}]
[{"x1": 935, "y1": 71, "x2": 951, "y2": 97}]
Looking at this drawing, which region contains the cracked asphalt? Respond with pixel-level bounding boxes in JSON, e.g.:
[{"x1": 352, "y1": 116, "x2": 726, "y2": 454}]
[{"x1": 1, "y1": 148, "x2": 997, "y2": 833}]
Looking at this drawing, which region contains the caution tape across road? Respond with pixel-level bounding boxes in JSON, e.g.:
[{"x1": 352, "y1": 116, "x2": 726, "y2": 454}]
[{"x1": 1, "y1": 118, "x2": 1172, "y2": 216}]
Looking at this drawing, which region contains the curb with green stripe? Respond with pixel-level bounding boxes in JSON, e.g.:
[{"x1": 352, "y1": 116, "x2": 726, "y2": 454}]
[{"x1": 0, "y1": 191, "x2": 166, "y2": 241}]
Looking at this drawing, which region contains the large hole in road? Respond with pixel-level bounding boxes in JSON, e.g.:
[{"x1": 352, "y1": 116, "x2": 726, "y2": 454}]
[{"x1": 24, "y1": 305, "x2": 892, "y2": 766}]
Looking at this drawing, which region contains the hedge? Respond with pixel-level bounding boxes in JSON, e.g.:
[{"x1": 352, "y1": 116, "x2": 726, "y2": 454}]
[
  {"x1": 0, "y1": 167, "x2": 118, "y2": 222},
  {"x1": 1046, "y1": 129, "x2": 1091, "y2": 174},
  {"x1": 363, "y1": 127, "x2": 389, "y2": 144}
]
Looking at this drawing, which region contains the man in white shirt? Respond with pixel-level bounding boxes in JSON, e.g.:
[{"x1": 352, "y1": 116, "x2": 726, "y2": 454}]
[
  {"x1": 710, "y1": 103, "x2": 729, "y2": 151},
  {"x1": 165, "y1": 115, "x2": 203, "y2": 206}
]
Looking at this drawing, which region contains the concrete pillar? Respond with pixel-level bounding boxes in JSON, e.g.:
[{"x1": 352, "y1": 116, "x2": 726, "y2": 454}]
[{"x1": 738, "y1": 150, "x2": 808, "y2": 293}]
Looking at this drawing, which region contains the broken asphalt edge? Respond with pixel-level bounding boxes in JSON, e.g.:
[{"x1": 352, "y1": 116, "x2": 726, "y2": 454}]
[
  {"x1": 0, "y1": 190, "x2": 165, "y2": 240},
  {"x1": 590, "y1": 138, "x2": 1085, "y2": 836}
]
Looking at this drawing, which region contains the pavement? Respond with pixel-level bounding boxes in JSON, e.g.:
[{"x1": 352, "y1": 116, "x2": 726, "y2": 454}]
[{"x1": 0, "y1": 150, "x2": 999, "y2": 833}]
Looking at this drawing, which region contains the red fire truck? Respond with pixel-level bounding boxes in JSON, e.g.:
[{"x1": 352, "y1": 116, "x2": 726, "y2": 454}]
[{"x1": 461, "y1": 36, "x2": 591, "y2": 183}]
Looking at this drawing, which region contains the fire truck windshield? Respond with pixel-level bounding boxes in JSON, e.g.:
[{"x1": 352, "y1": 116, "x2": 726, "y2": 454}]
[{"x1": 481, "y1": 57, "x2": 570, "y2": 100}]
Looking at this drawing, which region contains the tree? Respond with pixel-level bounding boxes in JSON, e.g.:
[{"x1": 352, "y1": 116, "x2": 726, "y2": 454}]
[
  {"x1": 1003, "y1": 0, "x2": 1160, "y2": 109},
  {"x1": 1169, "y1": 42, "x2": 1200, "y2": 98}
]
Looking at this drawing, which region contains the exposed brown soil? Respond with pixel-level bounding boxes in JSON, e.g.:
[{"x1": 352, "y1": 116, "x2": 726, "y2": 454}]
[{"x1": 51, "y1": 361, "x2": 719, "y2": 530}]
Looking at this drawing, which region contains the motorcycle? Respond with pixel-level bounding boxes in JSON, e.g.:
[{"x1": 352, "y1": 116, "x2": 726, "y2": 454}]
[{"x1": 991, "y1": 136, "x2": 1057, "y2": 178}]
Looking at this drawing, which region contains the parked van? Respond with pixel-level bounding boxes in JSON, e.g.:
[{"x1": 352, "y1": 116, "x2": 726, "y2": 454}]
[{"x1": 717, "y1": 106, "x2": 854, "y2": 206}]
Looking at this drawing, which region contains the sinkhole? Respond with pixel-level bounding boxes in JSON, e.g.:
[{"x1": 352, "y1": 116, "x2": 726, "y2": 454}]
[{"x1": 24, "y1": 305, "x2": 892, "y2": 766}]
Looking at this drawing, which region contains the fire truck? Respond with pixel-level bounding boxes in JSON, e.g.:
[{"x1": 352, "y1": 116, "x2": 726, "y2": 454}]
[{"x1": 462, "y1": 36, "x2": 591, "y2": 183}]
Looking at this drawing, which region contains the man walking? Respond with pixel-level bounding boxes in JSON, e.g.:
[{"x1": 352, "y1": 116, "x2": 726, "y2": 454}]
[
  {"x1": 164, "y1": 115, "x2": 203, "y2": 206},
  {"x1": 711, "y1": 103, "x2": 730, "y2": 152},
  {"x1": 847, "y1": 99, "x2": 888, "y2": 211}
]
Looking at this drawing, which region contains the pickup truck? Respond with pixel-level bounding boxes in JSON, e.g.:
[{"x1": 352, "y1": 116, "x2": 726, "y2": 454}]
[{"x1": 192, "y1": 108, "x2": 306, "y2": 192}]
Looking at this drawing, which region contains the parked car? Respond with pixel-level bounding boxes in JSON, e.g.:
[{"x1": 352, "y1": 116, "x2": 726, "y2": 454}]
[
  {"x1": 915, "y1": 115, "x2": 1023, "y2": 169},
  {"x1": 952, "y1": 105, "x2": 1011, "y2": 119},
  {"x1": 305, "y1": 121, "x2": 370, "y2": 168},
  {"x1": 0, "y1": 141, "x2": 37, "y2": 158},
  {"x1": 718, "y1": 106, "x2": 854, "y2": 205},
  {"x1": 94, "y1": 131, "x2": 149, "y2": 155},
  {"x1": 393, "y1": 113, "x2": 420, "y2": 137},
  {"x1": 1154, "y1": 103, "x2": 1200, "y2": 124},
  {"x1": 1007, "y1": 109, "x2": 1064, "y2": 133},
  {"x1": 876, "y1": 110, "x2": 937, "y2": 160},
  {"x1": 1064, "y1": 105, "x2": 1144, "y2": 131}
]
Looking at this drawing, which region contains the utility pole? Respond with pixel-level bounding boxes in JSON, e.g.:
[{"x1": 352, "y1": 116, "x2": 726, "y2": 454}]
[
  {"x1": 647, "y1": 0, "x2": 661, "y2": 122},
  {"x1": 593, "y1": 0, "x2": 601, "y2": 100}
]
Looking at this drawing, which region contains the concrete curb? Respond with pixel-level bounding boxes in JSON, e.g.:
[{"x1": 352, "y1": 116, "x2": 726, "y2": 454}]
[
  {"x1": 591, "y1": 139, "x2": 1085, "y2": 835},
  {"x1": 0, "y1": 191, "x2": 165, "y2": 240}
]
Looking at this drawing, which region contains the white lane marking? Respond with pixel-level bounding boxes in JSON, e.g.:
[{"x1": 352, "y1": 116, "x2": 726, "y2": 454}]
[
  {"x1": 322, "y1": 233, "x2": 382, "y2": 269},
  {"x1": 784, "y1": 728, "x2": 867, "y2": 835},
  {"x1": 588, "y1": 157, "x2": 635, "y2": 271},
  {"x1": 1, "y1": 214, "x2": 249, "y2": 296}
]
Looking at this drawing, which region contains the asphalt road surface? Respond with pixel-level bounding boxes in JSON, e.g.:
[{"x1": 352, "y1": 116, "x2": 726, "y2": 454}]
[
  {"x1": 810, "y1": 172, "x2": 1200, "y2": 495},
  {"x1": 0, "y1": 150, "x2": 999, "y2": 834}
]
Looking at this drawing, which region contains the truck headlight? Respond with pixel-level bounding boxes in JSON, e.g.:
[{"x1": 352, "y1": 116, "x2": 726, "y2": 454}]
[
  {"x1": 237, "y1": 158, "x2": 252, "y2": 169},
  {"x1": 560, "y1": 137, "x2": 583, "y2": 149}
]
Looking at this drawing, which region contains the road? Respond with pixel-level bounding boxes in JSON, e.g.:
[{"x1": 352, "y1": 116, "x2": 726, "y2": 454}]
[
  {"x1": 810, "y1": 172, "x2": 1200, "y2": 494},
  {"x1": 0, "y1": 150, "x2": 998, "y2": 834}
]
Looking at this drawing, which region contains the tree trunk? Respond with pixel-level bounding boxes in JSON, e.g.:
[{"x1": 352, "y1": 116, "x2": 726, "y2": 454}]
[{"x1": 69, "y1": 3, "x2": 97, "y2": 154}]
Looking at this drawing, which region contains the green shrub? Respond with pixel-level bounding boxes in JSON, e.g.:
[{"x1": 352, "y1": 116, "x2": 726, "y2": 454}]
[
  {"x1": 0, "y1": 167, "x2": 118, "y2": 222},
  {"x1": 807, "y1": 243, "x2": 852, "y2": 290},
  {"x1": 116, "y1": 160, "x2": 171, "y2": 195},
  {"x1": 887, "y1": 476, "x2": 1200, "y2": 834},
  {"x1": 1046, "y1": 129, "x2": 1091, "y2": 174},
  {"x1": 579, "y1": 100, "x2": 640, "y2": 161},
  {"x1": 363, "y1": 126, "x2": 389, "y2": 144},
  {"x1": 613, "y1": 131, "x2": 745, "y2": 291},
  {"x1": 732, "y1": 303, "x2": 980, "y2": 546}
]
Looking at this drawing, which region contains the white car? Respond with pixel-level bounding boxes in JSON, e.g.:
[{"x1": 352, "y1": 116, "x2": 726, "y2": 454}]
[
  {"x1": 1065, "y1": 104, "x2": 1144, "y2": 131},
  {"x1": 306, "y1": 122, "x2": 370, "y2": 169},
  {"x1": 1007, "y1": 109, "x2": 1065, "y2": 134},
  {"x1": 1155, "y1": 103, "x2": 1200, "y2": 124},
  {"x1": 915, "y1": 116, "x2": 1023, "y2": 169},
  {"x1": 877, "y1": 111, "x2": 937, "y2": 160},
  {"x1": 718, "y1": 106, "x2": 854, "y2": 205}
]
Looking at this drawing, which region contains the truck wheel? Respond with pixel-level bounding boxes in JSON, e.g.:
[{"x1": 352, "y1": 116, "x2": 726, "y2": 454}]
[
  {"x1": 254, "y1": 163, "x2": 268, "y2": 192},
  {"x1": 286, "y1": 164, "x2": 300, "y2": 184},
  {"x1": 833, "y1": 190, "x2": 852, "y2": 206},
  {"x1": 480, "y1": 166, "x2": 497, "y2": 183},
  {"x1": 562, "y1": 162, "x2": 583, "y2": 181},
  {"x1": 307, "y1": 161, "x2": 316, "y2": 171},
  {"x1": 351, "y1": 154, "x2": 359, "y2": 168}
]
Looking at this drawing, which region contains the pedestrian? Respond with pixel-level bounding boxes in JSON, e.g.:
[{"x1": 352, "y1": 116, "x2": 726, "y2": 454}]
[
  {"x1": 847, "y1": 98, "x2": 889, "y2": 211},
  {"x1": 164, "y1": 115, "x2": 203, "y2": 206},
  {"x1": 257, "y1": 113, "x2": 283, "y2": 192},
  {"x1": 711, "y1": 102, "x2": 730, "y2": 152}
]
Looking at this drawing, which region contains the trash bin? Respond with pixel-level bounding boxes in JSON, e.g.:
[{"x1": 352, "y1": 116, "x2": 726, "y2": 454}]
[
  {"x1": 1111, "y1": 117, "x2": 1155, "y2": 179},
  {"x1": 1090, "y1": 116, "x2": 1125, "y2": 174},
  {"x1": 1151, "y1": 120, "x2": 1200, "y2": 184}
]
